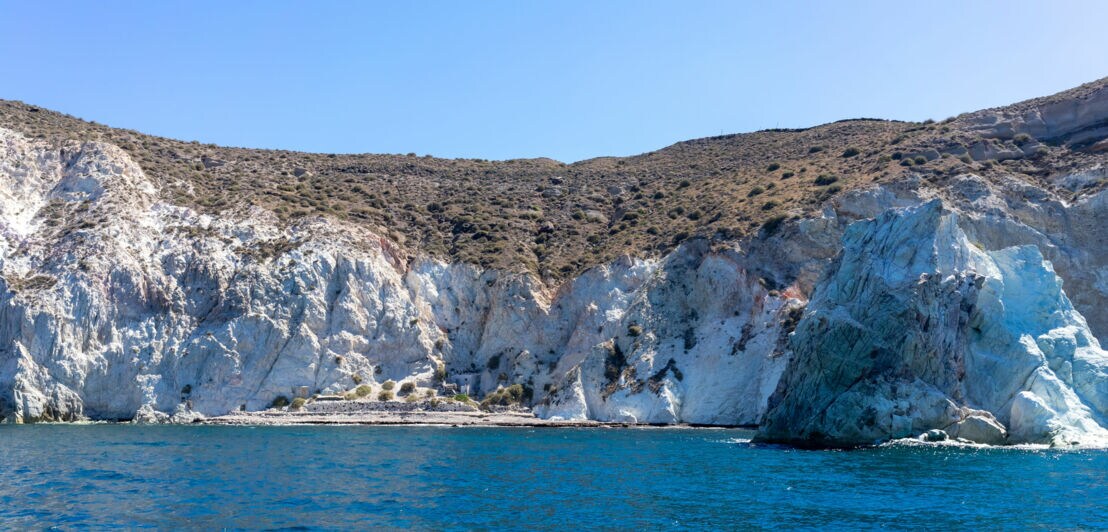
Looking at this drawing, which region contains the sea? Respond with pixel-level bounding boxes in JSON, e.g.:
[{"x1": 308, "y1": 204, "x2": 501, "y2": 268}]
[{"x1": 1, "y1": 425, "x2": 1105, "y2": 530}]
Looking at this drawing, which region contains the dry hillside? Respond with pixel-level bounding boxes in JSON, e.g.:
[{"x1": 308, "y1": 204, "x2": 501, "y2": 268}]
[{"x1": 2, "y1": 78, "x2": 1105, "y2": 278}]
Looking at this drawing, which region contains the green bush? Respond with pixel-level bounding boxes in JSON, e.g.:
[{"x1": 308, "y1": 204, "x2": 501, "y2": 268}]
[
  {"x1": 453, "y1": 393, "x2": 470, "y2": 402},
  {"x1": 270, "y1": 396, "x2": 291, "y2": 409},
  {"x1": 814, "y1": 174, "x2": 839, "y2": 186},
  {"x1": 355, "y1": 385, "x2": 373, "y2": 398},
  {"x1": 382, "y1": 380, "x2": 396, "y2": 391},
  {"x1": 399, "y1": 382, "x2": 416, "y2": 395},
  {"x1": 480, "y1": 384, "x2": 531, "y2": 409},
  {"x1": 766, "y1": 162, "x2": 781, "y2": 171},
  {"x1": 841, "y1": 147, "x2": 860, "y2": 157},
  {"x1": 290, "y1": 397, "x2": 307, "y2": 411},
  {"x1": 378, "y1": 390, "x2": 394, "y2": 401},
  {"x1": 747, "y1": 186, "x2": 765, "y2": 197}
]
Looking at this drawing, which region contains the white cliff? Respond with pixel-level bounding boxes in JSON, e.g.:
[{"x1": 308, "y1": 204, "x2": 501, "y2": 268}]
[
  {"x1": 2, "y1": 121, "x2": 1108, "y2": 448},
  {"x1": 757, "y1": 201, "x2": 1108, "y2": 447},
  {"x1": 0, "y1": 127, "x2": 797, "y2": 425}
]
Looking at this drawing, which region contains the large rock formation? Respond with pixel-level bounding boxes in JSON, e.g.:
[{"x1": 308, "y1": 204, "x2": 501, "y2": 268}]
[{"x1": 757, "y1": 202, "x2": 1108, "y2": 447}]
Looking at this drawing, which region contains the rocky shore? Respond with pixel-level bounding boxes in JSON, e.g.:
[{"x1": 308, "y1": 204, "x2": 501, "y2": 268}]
[{"x1": 199, "y1": 396, "x2": 745, "y2": 427}]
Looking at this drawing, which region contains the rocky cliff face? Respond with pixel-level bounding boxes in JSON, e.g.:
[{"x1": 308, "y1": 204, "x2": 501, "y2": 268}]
[
  {"x1": 3, "y1": 81, "x2": 1108, "y2": 447},
  {"x1": 757, "y1": 202, "x2": 1108, "y2": 447},
  {"x1": 0, "y1": 127, "x2": 806, "y2": 426}
]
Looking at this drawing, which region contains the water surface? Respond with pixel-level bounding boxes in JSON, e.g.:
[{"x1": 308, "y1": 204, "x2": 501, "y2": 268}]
[{"x1": 1, "y1": 425, "x2": 1105, "y2": 529}]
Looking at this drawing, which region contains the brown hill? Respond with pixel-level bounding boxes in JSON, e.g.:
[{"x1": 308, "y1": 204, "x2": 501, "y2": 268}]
[{"x1": 2, "y1": 77, "x2": 1106, "y2": 277}]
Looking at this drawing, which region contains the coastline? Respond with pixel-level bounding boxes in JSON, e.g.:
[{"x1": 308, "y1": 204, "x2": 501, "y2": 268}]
[{"x1": 200, "y1": 409, "x2": 757, "y2": 429}]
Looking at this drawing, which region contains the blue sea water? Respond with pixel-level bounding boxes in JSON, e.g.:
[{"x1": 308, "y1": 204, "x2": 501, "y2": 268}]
[{"x1": 1, "y1": 425, "x2": 1106, "y2": 530}]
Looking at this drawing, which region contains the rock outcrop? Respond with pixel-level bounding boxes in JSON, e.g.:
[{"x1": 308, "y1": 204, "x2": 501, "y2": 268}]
[{"x1": 757, "y1": 202, "x2": 1108, "y2": 447}]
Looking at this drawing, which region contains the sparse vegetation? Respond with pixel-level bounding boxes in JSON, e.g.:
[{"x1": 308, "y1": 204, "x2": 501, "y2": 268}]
[
  {"x1": 270, "y1": 396, "x2": 290, "y2": 409},
  {"x1": 480, "y1": 384, "x2": 531, "y2": 409},
  {"x1": 399, "y1": 382, "x2": 416, "y2": 396},
  {"x1": 381, "y1": 380, "x2": 396, "y2": 391},
  {"x1": 2, "y1": 90, "x2": 1084, "y2": 281},
  {"x1": 290, "y1": 397, "x2": 307, "y2": 410},
  {"x1": 354, "y1": 384, "x2": 373, "y2": 398},
  {"x1": 378, "y1": 390, "x2": 394, "y2": 401}
]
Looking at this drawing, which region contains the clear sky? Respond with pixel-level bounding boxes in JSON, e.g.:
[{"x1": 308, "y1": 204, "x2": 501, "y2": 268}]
[{"x1": 2, "y1": 1, "x2": 1108, "y2": 162}]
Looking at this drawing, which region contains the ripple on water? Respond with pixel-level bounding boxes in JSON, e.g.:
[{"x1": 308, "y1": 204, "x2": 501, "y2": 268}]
[{"x1": 0, "y1": 425, "x2": 1106, "y2": 529}]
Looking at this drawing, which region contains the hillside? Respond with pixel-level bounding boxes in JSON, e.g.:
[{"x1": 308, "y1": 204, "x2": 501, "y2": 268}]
[
  {"x1": 3, "y1": 78, "x2": 1108, "y2": 446},
  {"x1": 3, "y1": 78, "x2": 1105, "y2": 277}
]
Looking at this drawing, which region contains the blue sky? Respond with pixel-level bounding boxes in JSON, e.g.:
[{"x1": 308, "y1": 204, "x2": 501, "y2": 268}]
[{"x1": 2, "y1": 1, "x2": 1107, "y2": 162}]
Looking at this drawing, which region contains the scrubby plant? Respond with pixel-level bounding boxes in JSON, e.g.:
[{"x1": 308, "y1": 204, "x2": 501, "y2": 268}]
[
  {"x1": 480, "y1": 384, "x2": 532, "y2": 409},
  {"x1": 453, "y1": 393, "x2": 470, "y2": 402},
  {"x1": 378, "y1": 390, "x2": 394, "y2": 401},
  {"x1": 399, "y1": 382, "x2": 416, "y2": 396},
  {"x1": 355, "y1": 385, "x2": 373, "y2": 398},
  {"x1": 382, "y1": 380, "x2": 396, "y2": 391},
  {"x1": 813, "y1": 174, "x2": 839, "y2": 186},
  {"x1": 841, "y1": 147, "x2": 860, "y2": 157},
  {"x1": 761, "y1": 214, "x2": 788, "y2": 236},
  {"x1": 290, "y1": 397, "x2": 307, "y2": 411},
  {"x1": 628, "y1": 324, "x2": 643, "y2": 337},
  {"x1": 270, "y1": 396, "x2": 291, "y2": 409}
]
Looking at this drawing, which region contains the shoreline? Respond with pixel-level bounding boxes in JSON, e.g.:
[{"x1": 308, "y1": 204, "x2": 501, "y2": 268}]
[{"x1": 199, "y1": 409, "x2": 759, "y2": 429}]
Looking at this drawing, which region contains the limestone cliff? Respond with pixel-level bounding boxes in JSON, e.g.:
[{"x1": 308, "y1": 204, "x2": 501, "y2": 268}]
[
  {"x1": 3, "y1": 79, "x2": 1108, "y2": 448},
  {"x1": 757, "y1": 202, "x2": 1108, "y2": 447}
]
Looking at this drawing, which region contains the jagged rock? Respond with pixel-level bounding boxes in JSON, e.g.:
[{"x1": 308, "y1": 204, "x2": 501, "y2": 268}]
[
  {"x1": 948, "y1": 412, "x2": 1006, "y2": 445},
  {"x1": 922, "y1": 429, "x2": 948, "y2": 442},
  {"x1": 757, "y1": 202, "x2": 1108, "y2": 447}
]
